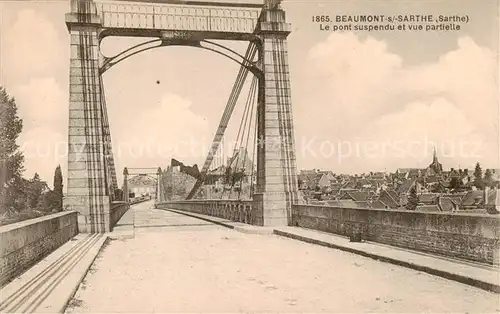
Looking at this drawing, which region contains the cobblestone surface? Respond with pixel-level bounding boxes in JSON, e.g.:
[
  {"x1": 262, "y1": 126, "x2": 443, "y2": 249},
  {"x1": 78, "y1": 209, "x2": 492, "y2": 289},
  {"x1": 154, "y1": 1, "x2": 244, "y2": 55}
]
[{"x1": 66, "y1": 201, "x2": 500, "y2": 313}]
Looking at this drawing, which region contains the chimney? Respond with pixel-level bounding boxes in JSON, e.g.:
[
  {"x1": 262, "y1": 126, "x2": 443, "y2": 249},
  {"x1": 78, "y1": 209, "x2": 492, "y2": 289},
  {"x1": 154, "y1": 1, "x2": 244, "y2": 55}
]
[{"x1": 484, "y1": 186, "x2": 490, "y2": 206}]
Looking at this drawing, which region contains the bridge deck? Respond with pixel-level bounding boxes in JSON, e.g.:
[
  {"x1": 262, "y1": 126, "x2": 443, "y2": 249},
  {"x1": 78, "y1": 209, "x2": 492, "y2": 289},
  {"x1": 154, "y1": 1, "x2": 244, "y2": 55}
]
[{"x1": 65, "y1": 201, "x2": 498, "y2": 313}]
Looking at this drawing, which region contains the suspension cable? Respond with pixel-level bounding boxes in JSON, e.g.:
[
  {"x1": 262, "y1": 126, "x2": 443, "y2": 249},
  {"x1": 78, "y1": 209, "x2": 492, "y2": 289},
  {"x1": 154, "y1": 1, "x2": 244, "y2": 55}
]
[
  {"x1": 236, "y1": 77, "x2": 258, "y2": 199},
  {"x1": 186, "y1": 42, "x2": 258, "y2": 199},
  {"x1": 99, "y1": 78, "x2": 118, "y2": 197},
  {"x1": 223, "y1": 76, "x2": 258, "y2": 200},
  {"x1": 220, "y1": 75, "x2": 257, "y2": 200},
  {"x1": 250, "y1": 101, "x2": 258, "y2": 197},
  {"x1": 238, "y1": 76, "x2": 258, "y2": 200}
]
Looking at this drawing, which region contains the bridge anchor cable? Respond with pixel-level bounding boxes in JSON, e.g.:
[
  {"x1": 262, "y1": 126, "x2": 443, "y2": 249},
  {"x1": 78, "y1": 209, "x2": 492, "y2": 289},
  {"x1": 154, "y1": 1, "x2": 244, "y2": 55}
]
[{"x1": 186, "y1": 42, "x2": 258, "y2": 200}]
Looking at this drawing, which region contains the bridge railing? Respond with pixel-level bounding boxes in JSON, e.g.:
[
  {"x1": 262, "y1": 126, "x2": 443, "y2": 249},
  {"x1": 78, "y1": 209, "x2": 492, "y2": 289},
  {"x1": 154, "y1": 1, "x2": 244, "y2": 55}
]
[
  {"x1": 157, "y1": 199, "x2": 260, "y2": 225},
  {"x1": 110, "y1": 201, "x2": 130, "y2": 229},
  {"x1": 94, "y1": 1, "x2": 260, "y2": 34},
  {"x1": 0, "y1": 211, "x2": 78, "y2": 287},
  {"x1": 129, "y1": 195, "x2": 152, "y2": 205},
  {"x1": 292, "y1": 204, "x2": 500, "y2": 266}
]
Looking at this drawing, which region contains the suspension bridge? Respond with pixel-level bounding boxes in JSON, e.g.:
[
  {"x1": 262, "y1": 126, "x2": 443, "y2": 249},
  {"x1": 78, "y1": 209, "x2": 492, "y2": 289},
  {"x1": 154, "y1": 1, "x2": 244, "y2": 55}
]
[
  {"x1": 65, "y1": 0, "x2": 298, "y2": 232},
  {"x1": 0, "y1": 0, "x2": 498, "y2": 312}
]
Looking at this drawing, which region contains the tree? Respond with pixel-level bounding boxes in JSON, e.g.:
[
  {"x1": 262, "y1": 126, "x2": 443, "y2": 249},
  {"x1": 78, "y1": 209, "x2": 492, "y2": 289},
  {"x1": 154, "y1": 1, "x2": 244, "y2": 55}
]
[
  {"x1": 26, "y1": 173, "x2": 47, "y2": 210},
  {"x1": 484, "y1": 169, "x2": 494, "y2": 188},
  {"x1": 0, "y1": 87, "x2": 25, "y2": 214},
  {"x1": 449, "y1": 177, "x2": 463, "y2": 191},
  {"x1": 473, "y1": 162, "x2": 484, "y2": 189},
  {"x1": 406, "y1": 186, "x2": 419, "y2": 211},
  {"x1": 38, "y1": 190, "x2": 59, "y2": 213},
  {"x1": 114, "y1": 188, "x2": 123, "y2": 201},
  {"x1": 52, "y1": 165, "x2": 63, "y2": 211}
]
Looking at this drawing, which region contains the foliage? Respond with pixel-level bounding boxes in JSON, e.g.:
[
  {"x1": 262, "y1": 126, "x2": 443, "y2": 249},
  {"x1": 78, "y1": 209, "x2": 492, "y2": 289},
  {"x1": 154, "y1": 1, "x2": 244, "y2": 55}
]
[
  {"x1": 0, "y1": 210, "x2": 44, "y2": 227},
  {"x1": 484, "y1": 169, "x2": 494, "y2": 188},
  {"x1": 406, "y1": 186, "x2": 419, "y2": 211},
  {"x1": 38, "y1": 190, "x2": 61, "y2": 213},
  {"x1": 52, "y1": 165, "x2": 63, "y2": 211},
  {"x1": 473, "y1": 162, "x2": 484, "y2": 189},
  {"x1": 449, "y1": 177, "x2": 463, "y2": 190},
  {"x1": 0, "y1": 87, "x2": 62, "y2": 226},
  {"x1": 114, "y1": 188, "x2": 123, "y2": 201},
  {"x1": 0, "y1": 87, "x2": 25, "y2": 214},
  {"x1": 26, "y1": 173, "x2": 47, "y2": 210}
]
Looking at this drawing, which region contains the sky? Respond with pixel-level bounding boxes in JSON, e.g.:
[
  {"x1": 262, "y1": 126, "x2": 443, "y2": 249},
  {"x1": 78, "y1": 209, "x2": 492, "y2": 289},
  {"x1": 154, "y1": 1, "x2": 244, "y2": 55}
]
[{"x1": 0, "y1": 0, "x2": 498, "y2": 188}]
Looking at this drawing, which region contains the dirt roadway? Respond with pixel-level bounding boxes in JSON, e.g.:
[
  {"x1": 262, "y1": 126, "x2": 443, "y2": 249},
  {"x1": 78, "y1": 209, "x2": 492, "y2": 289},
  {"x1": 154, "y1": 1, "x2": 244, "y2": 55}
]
[{"x1": 66, "y1": 201, "x2": 499, "y2": 313}]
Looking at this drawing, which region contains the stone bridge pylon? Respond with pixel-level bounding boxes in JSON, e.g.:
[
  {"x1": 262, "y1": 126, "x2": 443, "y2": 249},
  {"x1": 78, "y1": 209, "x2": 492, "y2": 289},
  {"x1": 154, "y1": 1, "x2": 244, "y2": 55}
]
[{"x1": 64, "y1": 0, "x2": 299, "y2": 232}]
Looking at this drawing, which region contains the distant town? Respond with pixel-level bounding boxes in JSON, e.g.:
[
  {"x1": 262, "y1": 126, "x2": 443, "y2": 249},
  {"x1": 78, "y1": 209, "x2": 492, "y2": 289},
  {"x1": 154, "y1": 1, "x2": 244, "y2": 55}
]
[
  {"x1": 159, "y1": 147, "x2": 500, "y2": 214},
  {"x1": 296, "y1": 149, "x2": 499, "y2": 214}
]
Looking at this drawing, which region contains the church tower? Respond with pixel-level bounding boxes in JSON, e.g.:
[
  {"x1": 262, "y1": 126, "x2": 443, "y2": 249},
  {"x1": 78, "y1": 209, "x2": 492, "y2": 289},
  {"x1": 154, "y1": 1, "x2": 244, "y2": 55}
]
[{"x1": 428, "y1": 147, "x2": 443, "y2": 175}]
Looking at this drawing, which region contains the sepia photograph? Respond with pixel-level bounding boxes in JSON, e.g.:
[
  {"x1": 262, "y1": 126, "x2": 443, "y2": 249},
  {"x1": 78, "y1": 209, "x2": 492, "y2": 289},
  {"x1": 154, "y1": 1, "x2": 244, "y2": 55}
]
[{"x1": 0, "y1": 0, "x2": 499, "y2": 312}]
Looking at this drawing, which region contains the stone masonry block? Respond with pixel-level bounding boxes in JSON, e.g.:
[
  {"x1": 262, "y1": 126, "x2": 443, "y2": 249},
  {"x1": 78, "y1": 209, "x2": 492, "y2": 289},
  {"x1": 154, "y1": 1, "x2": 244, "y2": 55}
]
[
  {"x1": 70, "y1": 34, "x2": 99, "y2": 45},
  {"x1": 78, "y1": 223, "x2": 90, "y2": 233},
  {"x1": 68, "y1": 162, "x2": 87, "y2": 171},
  {"x1": 69, "y1": 74, "x2": 86, "y2": 85},
  {"x1": 68, "y1": 143, "x2": 88, "y2": 154},
  {"x1": 70, "y1": 67, "x2": 99, "y2": 77},
  {"x1": 69, "y1": 27, "x2": 99, "y2": 36},
  {"x1": 263, "y1": 64, "x2": 289, "y2": 74},
  {"x1": 67, "y1": 178, "x2": 90, "y2": 189},
  {"x1": 68, "y1": 135, "x2": 91, "y2": 145},
  {"x1": 70, "y1": 45, "x2": 99, "y2": 60},
  {"x1": 261, "y1": 167, "x2": 285, "y2": 177},
  {"x1": 69, "y1": 101, "x2": 86, "y2": 110},
  {"x1": 261, "y1": 191, "x2": 292, "y2": 200},
  {"x1": 264, "y1": 118, "x2": 294, "y2": 128},
  {"x1": 69, "y1": 109, "x2": 93, "y2": 118},
  {"x1": 68, "y1": 127, "x2": 87, "y2": 136},
  {"x1": 264, "y1": 94, "x2": 291, "y2": 103},
  {"x1": 264, "y1": 72, "x2": 291, "y2": 82},
  {"x1": 68, "y1": 169, "x2": 90, "y2": 179},
  {"x1": 263, "y1": 175, "x2": 287, "y2": 185},
  {"x1": 70, "y1": 92, "x2": 100, "y2": 102},
  {"x1": 262, "y1": 184, "x2": 286, "y2": 193},
  {"x1": 66, "y1": 187, "x2": 92, "y2": 196},
  {"x1": 65, "y1": 194, "x2": 89, "y2": 207},
  {"x1": 263, "y1": 106, "x2": 293, "y2": 113},
  {"x1": 68, "y1": 153, "x2": 87, "y2": 163},
  {"x1": 69, "y1": 88, "x2": 100, "y2": 97},
  {"x1": 259, "y1": 22, "x2": 291, "y2": 34},
  {"x1": 263, "y1": 50, "x2": 288, "y2": 61},
  {"x1": 69, "y1": 119, "x2": 86, "y2": 127},
  {"x1": 69, "y1": 83, "x2": 90, "y2": 94},
  {"x1": 265, "y1": 87, "x2": 291, "y2": 97}
]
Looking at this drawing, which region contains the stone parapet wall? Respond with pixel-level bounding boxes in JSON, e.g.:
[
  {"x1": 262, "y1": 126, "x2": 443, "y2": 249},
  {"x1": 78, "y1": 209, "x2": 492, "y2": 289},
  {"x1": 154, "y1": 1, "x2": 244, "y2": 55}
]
[
  {"x1": 0, "y1": 211, "x2": 78, "y2": 287},
  {"x1": 157, "y1": 200, "x2": 262, "y2": 225},
  {"x1": 110, "y1": 202, "x2": 130, "y2": 230},
  {"x1": 292, "y1": 204, "x2": 500, "y2": 265}
]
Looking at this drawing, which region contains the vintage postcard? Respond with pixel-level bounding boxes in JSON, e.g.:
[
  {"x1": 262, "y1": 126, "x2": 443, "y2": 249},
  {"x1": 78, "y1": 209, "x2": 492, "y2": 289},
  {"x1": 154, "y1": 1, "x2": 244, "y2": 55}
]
[{"x1": 0, "y1": 0, "x2": 499, "y2": 312}]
